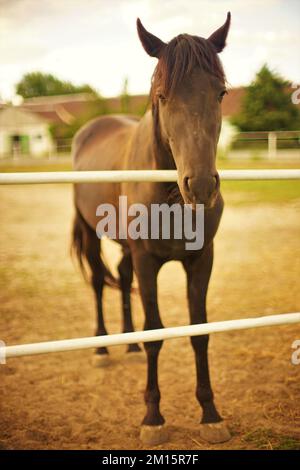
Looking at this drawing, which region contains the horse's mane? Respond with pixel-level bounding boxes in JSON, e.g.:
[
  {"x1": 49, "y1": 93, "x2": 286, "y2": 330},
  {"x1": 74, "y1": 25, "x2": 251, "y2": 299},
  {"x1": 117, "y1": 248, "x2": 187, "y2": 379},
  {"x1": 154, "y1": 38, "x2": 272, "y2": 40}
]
[{"x1": 151, "y1": 34, "x2": 226, "y2": 100}]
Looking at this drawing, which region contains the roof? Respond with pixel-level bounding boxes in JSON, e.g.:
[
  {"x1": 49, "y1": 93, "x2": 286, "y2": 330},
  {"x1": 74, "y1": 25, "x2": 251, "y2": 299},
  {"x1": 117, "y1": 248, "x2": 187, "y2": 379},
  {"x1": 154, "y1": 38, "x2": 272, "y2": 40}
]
[
  {"x1": 21, "y1": 93, "x2": 98, "y2": 125},
  {"x1": 0, "y1": 106, "x2": 49, "y2": 128},
  {"x1": 19, "y1": 89, "x2": 253, "y2": 123},
  {"x1": 222, "y1": 87, "x2": 245, "y2": 117},
  {"x1": 221, "y1": 85, "x2": 300, "y2": 117},
  {"x1": 3, "y1": 86, "x2": 297, "y2": 128},
  {"x1": 105, "y1": 94, "x2": 149, "y2": 113},
  {"x1": 22, "y1": 93, "x2": 97, "y2": 105}
]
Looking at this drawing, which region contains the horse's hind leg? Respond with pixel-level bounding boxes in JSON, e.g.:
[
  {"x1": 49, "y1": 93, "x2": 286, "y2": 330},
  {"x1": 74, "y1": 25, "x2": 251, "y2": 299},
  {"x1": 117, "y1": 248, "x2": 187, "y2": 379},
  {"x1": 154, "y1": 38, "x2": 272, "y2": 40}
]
[
  {"x1": 118, "y1": 249, "x2": 141, "y2": 353},
  {"x1": 84, "y1": 229, "x2": 109, "y2": 359}
]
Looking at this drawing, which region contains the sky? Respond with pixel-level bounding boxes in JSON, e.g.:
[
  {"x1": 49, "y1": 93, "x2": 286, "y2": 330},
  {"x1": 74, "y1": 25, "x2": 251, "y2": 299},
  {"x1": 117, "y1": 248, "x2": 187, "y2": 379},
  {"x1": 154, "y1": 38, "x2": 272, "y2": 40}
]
[{"x1": 0, "y1": 0, "x2": 299, "y2": 101}]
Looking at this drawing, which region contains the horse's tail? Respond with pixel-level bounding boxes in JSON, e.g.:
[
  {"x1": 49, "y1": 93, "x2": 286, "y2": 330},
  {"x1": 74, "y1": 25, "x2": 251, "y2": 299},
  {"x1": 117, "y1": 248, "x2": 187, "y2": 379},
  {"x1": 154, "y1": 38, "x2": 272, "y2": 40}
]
[{"x1": 71, "y1": 207, "x2": 120, "y2": 289}]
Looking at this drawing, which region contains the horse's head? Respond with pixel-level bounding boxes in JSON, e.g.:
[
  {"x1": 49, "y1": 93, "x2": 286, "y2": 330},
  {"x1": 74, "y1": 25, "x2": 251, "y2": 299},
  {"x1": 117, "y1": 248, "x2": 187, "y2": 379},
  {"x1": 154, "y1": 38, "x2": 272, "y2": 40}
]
[{"x1": 137, "y1": 13, "x2": 231, "y2": 208}]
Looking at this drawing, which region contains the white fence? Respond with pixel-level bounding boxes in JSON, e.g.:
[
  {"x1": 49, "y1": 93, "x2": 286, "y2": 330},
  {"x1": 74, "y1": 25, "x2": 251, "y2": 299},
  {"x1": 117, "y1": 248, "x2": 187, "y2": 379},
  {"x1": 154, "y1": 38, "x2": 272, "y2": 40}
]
[
  {"x1": 1, "y1": 169, "x2": 300, "y2": 184},
  {"x1": 3, "y1": 313, "x2": 300, "y2": 359},
  {"x1": 1, "y1": 168, "x2": 300, "y2": 360}
]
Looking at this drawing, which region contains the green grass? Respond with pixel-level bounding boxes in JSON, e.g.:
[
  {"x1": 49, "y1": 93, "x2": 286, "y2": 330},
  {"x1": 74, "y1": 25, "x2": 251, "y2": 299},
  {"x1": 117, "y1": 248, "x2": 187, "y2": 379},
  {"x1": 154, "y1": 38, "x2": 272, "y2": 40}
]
[
  {"x1": 1, "y1": 159, "x2": 300, "y2": 205},
  {"x1": 222, "y1": 180, "x2": 300, "y2": 205},
  {"x1": 217, "y1": 159, "x2": 300, "y2": 205},
  {"x1": 242, "y1": 428, "x2": 300, "y2": 450},
  {"x1": 0, "y1": 163, "x2": 72, "y2": 173},
  {"x1": 1, "y1": 158, "x2": 300, "y2": 174},
  {"x1": 217, "y1": 159, "x2": 300, "y2": 170}
]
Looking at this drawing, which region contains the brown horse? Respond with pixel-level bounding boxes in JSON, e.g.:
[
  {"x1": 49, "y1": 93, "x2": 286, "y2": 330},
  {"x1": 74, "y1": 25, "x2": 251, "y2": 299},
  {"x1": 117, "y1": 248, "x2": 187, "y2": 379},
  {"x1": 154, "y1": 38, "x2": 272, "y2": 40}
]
[{"x1": 72, "y1": 13, "x2": 231, "y2": 445}]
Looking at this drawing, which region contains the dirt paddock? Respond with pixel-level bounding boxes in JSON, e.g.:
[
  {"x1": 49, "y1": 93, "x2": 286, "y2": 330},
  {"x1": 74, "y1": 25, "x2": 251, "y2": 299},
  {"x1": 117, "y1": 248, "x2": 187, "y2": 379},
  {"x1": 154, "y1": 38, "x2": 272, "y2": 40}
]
[{"x1": 0, "y1": 184, "x2": 299, "y2": 450}]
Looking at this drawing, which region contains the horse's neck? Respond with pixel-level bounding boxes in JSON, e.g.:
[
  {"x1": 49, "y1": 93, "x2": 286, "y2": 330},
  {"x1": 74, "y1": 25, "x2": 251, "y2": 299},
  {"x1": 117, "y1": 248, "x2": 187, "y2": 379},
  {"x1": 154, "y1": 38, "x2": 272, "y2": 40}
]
[{"x1": 128, "y1": 110, "x2": 174, "y2": 170}]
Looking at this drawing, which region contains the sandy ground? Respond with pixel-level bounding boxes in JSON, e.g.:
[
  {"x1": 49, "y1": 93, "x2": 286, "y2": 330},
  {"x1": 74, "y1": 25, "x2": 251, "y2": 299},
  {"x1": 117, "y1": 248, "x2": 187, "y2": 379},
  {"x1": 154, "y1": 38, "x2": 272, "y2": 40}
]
[{"x1": 0, "y1": 184, "x2": 299, "y2": 450}]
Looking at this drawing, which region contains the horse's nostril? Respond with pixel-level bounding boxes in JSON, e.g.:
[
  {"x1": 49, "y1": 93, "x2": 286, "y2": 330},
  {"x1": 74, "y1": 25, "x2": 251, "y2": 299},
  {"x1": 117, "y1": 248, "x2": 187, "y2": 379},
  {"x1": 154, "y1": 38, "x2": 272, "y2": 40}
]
[
  {"x1": 183, "y1": 176, "x2": 191, "y2": 194},
  {"x1": 214, "y1": 173, "x2": 220, "y2": 190},
  {"x1": 183, "y1": 174, "x2": 219, "y2": 203}
]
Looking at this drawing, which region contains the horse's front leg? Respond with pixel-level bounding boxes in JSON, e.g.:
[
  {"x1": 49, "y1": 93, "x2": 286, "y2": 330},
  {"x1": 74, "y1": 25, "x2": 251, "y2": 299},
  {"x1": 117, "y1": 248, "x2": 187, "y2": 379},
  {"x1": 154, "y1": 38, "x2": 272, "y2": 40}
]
[
  {"x1": 183, "y1": 242, "x2": 231, "y2": 444},
  {"x1": 131, "y1": 248, "x2": 168, "y2": 446}
]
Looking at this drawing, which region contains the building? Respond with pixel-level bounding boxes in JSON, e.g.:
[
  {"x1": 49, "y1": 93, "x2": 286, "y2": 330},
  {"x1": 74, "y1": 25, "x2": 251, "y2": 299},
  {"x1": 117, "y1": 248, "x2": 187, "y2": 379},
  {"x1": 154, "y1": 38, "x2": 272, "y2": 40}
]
[
  {"x1": 0, "y1": 106, "x2": 54, "y2": 158},
  {"x1": 21, "y1": 91, "x2": 242, "y2": 154},
  {"x1": 22, "y1": 93, "x2": 99, "y2": 125},
  {"x1": 4, "y1": 86, "x2": 296, "y2": 158}
]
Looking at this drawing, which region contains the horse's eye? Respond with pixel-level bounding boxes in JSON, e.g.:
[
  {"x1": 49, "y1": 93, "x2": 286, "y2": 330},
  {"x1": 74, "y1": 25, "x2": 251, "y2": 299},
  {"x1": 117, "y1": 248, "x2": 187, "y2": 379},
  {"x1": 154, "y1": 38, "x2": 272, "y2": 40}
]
[
  {"x1": 157, "y1": 93, "x2": 166, "y2": 103},
  {"x1": 218, "y1": 90, "x2": 227, "y2": 102}
]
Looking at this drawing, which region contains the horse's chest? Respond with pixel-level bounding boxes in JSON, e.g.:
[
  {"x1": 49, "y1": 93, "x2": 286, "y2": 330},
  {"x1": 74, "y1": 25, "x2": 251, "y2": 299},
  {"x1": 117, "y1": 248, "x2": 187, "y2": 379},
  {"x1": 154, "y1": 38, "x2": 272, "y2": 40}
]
[
  {"x1": 125, "y1": 186, "x2": 223, "y2": 261},
  {"x1": 143, "y1": 237, "x2": 196, "y2": 260}
]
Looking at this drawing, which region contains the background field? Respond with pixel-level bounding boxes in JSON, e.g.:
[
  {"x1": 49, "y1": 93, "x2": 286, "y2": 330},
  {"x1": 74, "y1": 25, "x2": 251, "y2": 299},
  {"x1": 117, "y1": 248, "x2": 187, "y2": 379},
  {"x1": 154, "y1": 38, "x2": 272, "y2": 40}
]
[{"x1": 0, "y1": 162, "x2": 299, "y2": 449}]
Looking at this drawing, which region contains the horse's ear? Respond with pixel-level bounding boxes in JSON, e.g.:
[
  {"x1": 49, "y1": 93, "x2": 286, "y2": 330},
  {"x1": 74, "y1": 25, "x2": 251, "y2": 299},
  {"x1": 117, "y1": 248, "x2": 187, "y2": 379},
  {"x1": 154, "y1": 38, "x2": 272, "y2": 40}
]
[
  {"x1": 136, "y1": 18, "x2": 166, "y2": 58},
  {"x1": 207, "y1": 12, "x2": 231, "y2": 53}
]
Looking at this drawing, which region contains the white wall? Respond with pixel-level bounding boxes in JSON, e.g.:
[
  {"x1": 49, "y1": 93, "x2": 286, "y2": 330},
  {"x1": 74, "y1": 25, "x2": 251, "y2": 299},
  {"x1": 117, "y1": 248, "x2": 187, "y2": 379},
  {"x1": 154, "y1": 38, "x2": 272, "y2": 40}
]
[
  {"x1": 0, "y1": 131, "x2": 10, "y2": 156},
  {"x1": 218, "y1": 118, "x2": 238, "y2": 155},
  {"x1": 27, "y1": 125, "x2": 54, "y2": 157},
  {"x1": 0, "y1": 124, "x2": 54, "y2": 157}
]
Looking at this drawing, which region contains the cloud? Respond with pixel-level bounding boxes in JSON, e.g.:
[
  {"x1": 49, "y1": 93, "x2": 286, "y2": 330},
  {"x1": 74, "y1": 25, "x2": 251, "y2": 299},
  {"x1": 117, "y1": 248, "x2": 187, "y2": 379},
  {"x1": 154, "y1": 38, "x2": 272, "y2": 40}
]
[{"x1": 0, "y1": 0, "x2": 299, "y2": 100}]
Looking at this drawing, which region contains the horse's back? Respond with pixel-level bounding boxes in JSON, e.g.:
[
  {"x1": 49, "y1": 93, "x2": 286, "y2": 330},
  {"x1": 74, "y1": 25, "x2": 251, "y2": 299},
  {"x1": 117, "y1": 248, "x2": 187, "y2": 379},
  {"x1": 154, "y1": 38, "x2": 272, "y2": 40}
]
[
  {"x1": 73, "y1": 114, "x2": 139, "y2": 171},
  {"x1": 73, "y1": 114, "x2": 139, "y2": 230}
]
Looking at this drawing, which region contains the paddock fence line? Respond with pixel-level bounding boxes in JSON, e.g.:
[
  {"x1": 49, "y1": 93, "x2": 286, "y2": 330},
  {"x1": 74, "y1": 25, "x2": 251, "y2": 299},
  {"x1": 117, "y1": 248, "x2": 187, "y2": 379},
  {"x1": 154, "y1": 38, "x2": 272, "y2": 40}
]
[
  {"x1": 1, "y1": 168, "x2": 299, "y2": 361},
  {"x1": 0, "y1": 169, "x2": 300, "y2": 185},
  {"x1": 3, "y1": 313, "x2": 300, "y2": 359}
]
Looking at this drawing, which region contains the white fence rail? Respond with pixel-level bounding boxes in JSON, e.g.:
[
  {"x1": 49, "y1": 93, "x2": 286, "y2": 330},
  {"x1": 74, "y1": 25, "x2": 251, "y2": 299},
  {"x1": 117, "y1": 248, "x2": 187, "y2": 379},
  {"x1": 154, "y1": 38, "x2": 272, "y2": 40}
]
[
  {"x1": 1, "y1": 168, "x2": 299, "y2": 361},
  {"x1": 3, "y1": 313, "x2": 300, "y2": 359},
  {"x1": 0, "y1": 169, "x2": 300, "y2": 185}
]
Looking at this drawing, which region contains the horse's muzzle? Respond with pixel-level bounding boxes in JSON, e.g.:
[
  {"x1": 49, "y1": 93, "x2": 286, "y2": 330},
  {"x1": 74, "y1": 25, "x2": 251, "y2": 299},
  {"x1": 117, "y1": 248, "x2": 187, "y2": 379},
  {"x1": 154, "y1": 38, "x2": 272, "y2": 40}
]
[{"x1": 182, "y1": 173, "x2": 219, "y2": 208}]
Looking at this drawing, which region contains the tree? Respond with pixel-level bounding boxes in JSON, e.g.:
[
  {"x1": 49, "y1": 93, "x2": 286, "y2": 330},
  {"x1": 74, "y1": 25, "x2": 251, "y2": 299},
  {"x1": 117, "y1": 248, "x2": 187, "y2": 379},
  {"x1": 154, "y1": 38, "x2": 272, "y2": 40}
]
[
  {"x1": 16, "y1": 72, "x2": 98, "y2": 99},
  {"x1": 231, "y1": 65, "x2": 300, "y2": 131}
]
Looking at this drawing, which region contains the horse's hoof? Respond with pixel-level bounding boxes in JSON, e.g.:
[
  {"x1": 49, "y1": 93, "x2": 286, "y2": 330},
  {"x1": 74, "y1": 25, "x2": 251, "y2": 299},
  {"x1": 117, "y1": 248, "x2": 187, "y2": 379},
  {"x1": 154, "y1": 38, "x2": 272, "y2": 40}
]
[
  {"x1": 92, "y1": 354, "x2": 111, "y2": 368},
  {"x1": 140, "y1": 425, "x2": 169, "y2": 446},
  {"x1": 199, "y1": 422, "x2": 231, "y2": 444}
]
